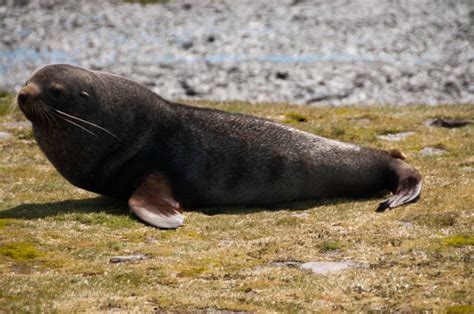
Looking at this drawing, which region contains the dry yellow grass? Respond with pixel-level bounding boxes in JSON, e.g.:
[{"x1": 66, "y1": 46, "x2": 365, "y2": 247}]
[{"x1": 0, "y1": 94, "x2": 473, "y2": 312}]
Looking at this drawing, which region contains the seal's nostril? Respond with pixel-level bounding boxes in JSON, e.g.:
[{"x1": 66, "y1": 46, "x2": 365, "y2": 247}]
[{"x1": 18, "y1": 91, "x2": 28, "y2": 105}]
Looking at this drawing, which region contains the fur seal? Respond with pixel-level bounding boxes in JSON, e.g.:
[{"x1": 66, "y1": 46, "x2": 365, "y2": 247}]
[{"x1": 17, "y1": 64, "x2": 422, "y2": 229}]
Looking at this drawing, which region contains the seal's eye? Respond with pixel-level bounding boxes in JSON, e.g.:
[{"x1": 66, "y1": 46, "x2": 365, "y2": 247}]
[{"x1": 49, "y1": 84, "x2": 64, "y2": 98}]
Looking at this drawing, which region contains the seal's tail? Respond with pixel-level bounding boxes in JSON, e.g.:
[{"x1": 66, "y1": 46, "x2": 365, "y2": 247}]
[{"x1": 376, "y1": 158, "x2": 422, "y2": 212}]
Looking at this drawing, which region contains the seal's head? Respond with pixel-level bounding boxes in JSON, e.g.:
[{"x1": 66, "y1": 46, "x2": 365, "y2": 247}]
[
  {"x1": 17, "y1": 64, "x2": 95, "y2": 127},
  {"x1": 16, "y1": 64, "x2": 122, "y2": 194}
]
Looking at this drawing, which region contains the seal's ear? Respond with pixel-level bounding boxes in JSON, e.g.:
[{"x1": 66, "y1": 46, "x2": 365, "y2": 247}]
[
  {"x1": 388, "y1": 149, "x2": 407, "y2": 160},
  {"x1": 129, "y1": 173, "x2": 184, "y2": 229},
  {"x1": 80, "y1": 91, "x2": 90, "y2": 98}
]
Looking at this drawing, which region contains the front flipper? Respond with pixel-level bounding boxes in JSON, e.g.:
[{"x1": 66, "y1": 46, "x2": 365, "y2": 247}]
[{"x1": 129, "y1": 173, "x2": 184, "y2": 229}]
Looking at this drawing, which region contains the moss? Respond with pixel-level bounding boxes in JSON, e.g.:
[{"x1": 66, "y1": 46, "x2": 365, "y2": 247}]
[
  {"x1": 177, "y1": 265, "x2": 208, "y2": 277},
  {"x1": 442, "y1": 236, "x2": 474, "y2": 248},
  {"x1": 446, "y1": 305, "x2": 474, "y2": 314},
  {"x1": 283, "y1": 112, "x2": 308, "y2": 123},
  {"x1": 402, "y1": 212, "x2": 458, "y2": 228},
  {"x1": 0, "y1": 242, "x2": 44, "y2": 261},
  {"x1": 319, "y1": 240, "x2": 343, "y2": 252},
  {"x1": 112, "y1": 272, "x2": 146, "y2": 287},
  {"x1": 378, "y1": 127, "x2": 404, "y2": 135},
  {"x1": 0, "y1": 218, "x2": 16, "y2": 229},
  {"x1": 65, "y1": 212, "x2": 137, "y2": 229}
]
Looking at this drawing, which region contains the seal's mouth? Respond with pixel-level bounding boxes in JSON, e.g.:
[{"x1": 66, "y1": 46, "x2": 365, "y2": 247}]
[{"x1": 17, "y1": 83, "x2": 43, "y2": 122}]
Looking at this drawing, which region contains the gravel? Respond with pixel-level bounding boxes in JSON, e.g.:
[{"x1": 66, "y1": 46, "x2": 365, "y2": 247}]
[{"x1": 1, "y1": 0, "x2": 473, "y2": 105}]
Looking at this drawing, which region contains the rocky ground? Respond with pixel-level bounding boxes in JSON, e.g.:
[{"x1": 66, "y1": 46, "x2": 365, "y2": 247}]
[{"x1": 1, "y1": 0, "x2": 473, "y2": 105}]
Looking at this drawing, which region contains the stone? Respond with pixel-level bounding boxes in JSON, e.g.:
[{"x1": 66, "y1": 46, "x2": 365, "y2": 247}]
[
  {"x1": 377, "y1": 131, "x2": 415, "y2": 142},
  {"x1": 299, "y1": 260, "x2": 366, "y2": 274},
  {"x1": 425, "y1": 118, "x2": 473, "y2": 128},
  {"x1": 0, "y1": 131, "x2": 11, "y2": 140},
  {"x1": 420, "y1": 147, "x2": 447, "y2": 156},
  {"x1": 109, "y1": 254, "x2": 147, "y2": 263}
]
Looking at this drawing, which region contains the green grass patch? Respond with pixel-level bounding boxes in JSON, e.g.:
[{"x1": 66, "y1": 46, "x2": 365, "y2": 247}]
[
  {"x1": 282, "y1": 112, "x2": 308, "y2": 123},
  {"x1": 319, "y1": 240, "x2": 343, "y2": 252},
  {"x1": 0, "y1": 242, "x2": 44, "y2": 261},
  {"x1": 442, "y1": 235, "x2": 474, "y2": 248},
  {"x1": 446, "y1": 305, "x2": 474, "y2": 314},
  {"x1": 0, "y1": 218, "x2": 16, "y2": 229}
]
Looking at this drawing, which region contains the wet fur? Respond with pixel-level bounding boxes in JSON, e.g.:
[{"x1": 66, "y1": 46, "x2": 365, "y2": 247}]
[{"x1": 21, "y1": 64, "x2": 421, "y2": 210}]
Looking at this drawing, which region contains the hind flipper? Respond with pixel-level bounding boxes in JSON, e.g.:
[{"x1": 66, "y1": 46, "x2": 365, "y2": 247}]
[
  {"x1": 129, "y1": 173, "x2": 184, "y2": 229},
  {"x1": 376, "y1": 159, "x2": 422, "y2": 212},
  {"x1": 376, "y1": 182, "x2": 421, "y2": 212}
]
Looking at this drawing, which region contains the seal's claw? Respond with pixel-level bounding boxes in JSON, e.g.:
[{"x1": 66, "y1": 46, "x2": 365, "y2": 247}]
[
  {"x1": 376, "y1": 200, "x2": 390, "y2": 212},
  {"x1": 129, "y1": 173, "x2": 184, "y2": 229}
]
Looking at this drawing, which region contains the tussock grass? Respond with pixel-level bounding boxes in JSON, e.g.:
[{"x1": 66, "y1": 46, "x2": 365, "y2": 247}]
[{"x1": 0, "y1": 95, "x2": 473, "y2": 312}]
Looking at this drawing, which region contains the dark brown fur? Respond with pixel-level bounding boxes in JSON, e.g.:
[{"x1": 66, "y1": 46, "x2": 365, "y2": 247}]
[{"x1": 17, "y1": 64, "x2": 422, "y2": 212}]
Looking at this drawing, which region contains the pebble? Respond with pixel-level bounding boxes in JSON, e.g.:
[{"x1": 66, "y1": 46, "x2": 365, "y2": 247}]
[
  {"x1": 425, "y1": 118, "x2": 473, "y2": 128},
  {"x1": 300, "y1": 260, "x2": 366, "y2": 274},
  {"x1": 290, "y1": 211, "x2": 309, "y2": 218},
  {"x1": 0, "y1": 131, "x2": 11, "y2": 140},
  {"x1": 377, "y1": 131, "x2": 415, "y2": 142},
  {"x1": 420, "y1": 147, "x2": 448, "y2": 156},
  {"x1": 109, "y1": 254, "x2": 147, "y2": 263},
  {"x1": 273, "y1": 260, "x2": 368, "y2": 274}
]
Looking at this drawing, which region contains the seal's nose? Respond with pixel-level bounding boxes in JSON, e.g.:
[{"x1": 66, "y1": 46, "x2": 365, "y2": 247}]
[
  {"x1": 17, "y1": 83, "x2": 39, "y2": 106},
  {"x1": 17, "y1": 90, "x2": 29, "y2": 105}
]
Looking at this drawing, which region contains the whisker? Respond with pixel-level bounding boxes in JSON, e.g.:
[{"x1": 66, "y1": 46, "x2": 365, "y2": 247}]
[
  {"x1": 38, "y1": 100, "x2": 58, "y2": 126},
  {"x1": 51, "y1": 111, "x2": 98, "y2": 137},
  {"x1": 36, "y1": 102, "x2": 49, "y2": 124},
  {"x1": 53, "y1": 108, "x2": 119, "y2": 139},
  {"x1": 31, "y1": 102, "x2": 42, "y2": 122}
]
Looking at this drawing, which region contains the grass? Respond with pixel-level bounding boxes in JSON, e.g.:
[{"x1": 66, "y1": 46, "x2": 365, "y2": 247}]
[{"x1": 0, "y1": 94, "x2": 473, "y2": 312}]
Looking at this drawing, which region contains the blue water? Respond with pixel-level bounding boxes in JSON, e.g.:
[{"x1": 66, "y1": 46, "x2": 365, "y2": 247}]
[
  {"x1": 0, "y1": 48, "x2": 76, "y2": 63},
  {"x1": 0, "y1": 47, "x2": 432, "y2": 76}
]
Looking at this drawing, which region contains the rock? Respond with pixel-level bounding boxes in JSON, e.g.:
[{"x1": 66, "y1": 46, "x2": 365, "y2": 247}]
[
  {"x1": 425, "y1": 118, "x2": 473, "y2": 128},
  {"x1": 206, "y1": 35, "x2": 216, "y2": 43},
  {"x1": 271, "y1": 261, "x2": 301, "y2": 268},
  {"x1": 299, "y1": 260, "x2": 366, "y2": 274},
  {"x1": 180, "y1": 80, "x2": 200, "y2": 97},
  {"x1": 109, "y1": 254, "x2": 147, "y2": 263},
  {"x1": 275, "y1": 71, "x2": 289, "y2": 80},
  {"x1": 0, "y1": 131, "x2": 11, "y2": 140},
  {"x1": 377, "y1": 131, "x2": 415, "y2": 142},
  {"x1": 307, "y1": 88, "x2": 352, "y2": 103},
  {"x1": 181, "y1": 40, "x2": 194, "y2": 50},
  {"x1": 420, "y1": 147, "x2": 447, "y2": 156},
  {"x1": 443, "y1": 80, "x2": 461, "y2": 96},
  {"x1": 290, "y1": 211, "x2": 309, "y2": 218},
  {"x1": 1, "y1": 1, "x2": 473, "y2": 105}
]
